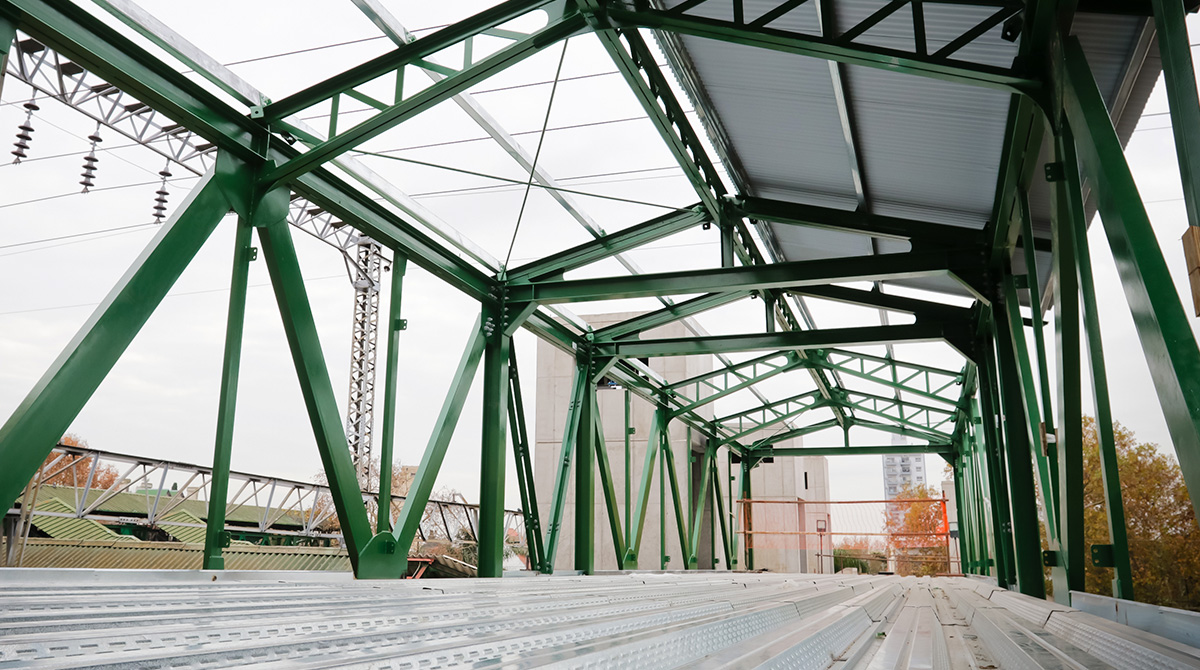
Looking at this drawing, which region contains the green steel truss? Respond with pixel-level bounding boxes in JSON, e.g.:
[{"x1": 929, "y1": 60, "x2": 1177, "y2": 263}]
[{"x1": 1, "y1": 0, "x2": 1199, "y2": 603}]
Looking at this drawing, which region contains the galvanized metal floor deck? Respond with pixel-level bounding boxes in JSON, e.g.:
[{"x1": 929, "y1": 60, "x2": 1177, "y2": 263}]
[{"x1": 2, "y1": 569, "x2": 1197, "y2": 669}]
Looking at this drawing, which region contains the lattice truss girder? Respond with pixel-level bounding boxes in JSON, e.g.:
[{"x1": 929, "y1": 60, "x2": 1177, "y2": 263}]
[{"x1": 19, "y1": 444, "x2": 526, "y2": 548}]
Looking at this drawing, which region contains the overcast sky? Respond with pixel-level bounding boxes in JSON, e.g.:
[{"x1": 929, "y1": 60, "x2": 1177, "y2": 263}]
[{"x1": 1, "y1": 2, "x2": 1198, "y2": 509}]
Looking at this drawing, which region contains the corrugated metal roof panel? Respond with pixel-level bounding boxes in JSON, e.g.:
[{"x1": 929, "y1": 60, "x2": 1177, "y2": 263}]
[
  {"x1": 29, "y1": 498, "x2": 138, "y2": 543},
  {"x1": 159, "y1": 509, "x2": 209, "y2": 544},
  {"x1": 845, "y1": 63, "x2": 1011, "y2": 229},
  {"x1": 15, "y1": 538, "x2": 351, "y2": 572}
]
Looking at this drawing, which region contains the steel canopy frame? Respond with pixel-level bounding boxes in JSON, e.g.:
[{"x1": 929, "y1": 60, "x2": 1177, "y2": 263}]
[{"x1": 0, "y1": 0, "x2": 1197, "y2": 600}]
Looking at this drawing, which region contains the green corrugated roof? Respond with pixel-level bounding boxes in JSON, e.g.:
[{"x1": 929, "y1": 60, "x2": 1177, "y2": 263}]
[
  {"x1": 159, "y1": 510, "x2": 208, "y2": 544},
  {"x1": 17, "y1": 538, "x2": 351, "y2": 571},
  {"x1": 34, "y1": 486, "x2": 306, "y2": 527},
  {"x1": 30, "y1": 498, "x2": 139, "y2": 543}
]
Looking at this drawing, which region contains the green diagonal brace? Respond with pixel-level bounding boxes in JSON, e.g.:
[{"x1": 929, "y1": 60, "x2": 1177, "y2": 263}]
[{"x1": 0, "y1": 159, "x2": 242, "y2": 516}]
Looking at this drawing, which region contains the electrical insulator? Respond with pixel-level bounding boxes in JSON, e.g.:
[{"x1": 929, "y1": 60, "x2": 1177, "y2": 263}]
[
  {"x1": 11, "y1": 99, "x2": 39, "y2": 163},
  {"x1": 79, "y1": 126, "x2": 102, "y2": 193},
  {"x1": 153, "y1": 163, "x2": 172, "y2": 223}
]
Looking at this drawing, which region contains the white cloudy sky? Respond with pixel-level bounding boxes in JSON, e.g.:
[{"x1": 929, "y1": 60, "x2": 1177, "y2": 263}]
[{"x1": 1, "y1": 1, "x2": 1198, "y2": 508}]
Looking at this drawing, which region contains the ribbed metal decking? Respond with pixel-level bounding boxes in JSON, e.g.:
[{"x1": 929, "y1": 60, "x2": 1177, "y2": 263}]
[{"x1": 2, "y1": 569, "x2": 1197, "y2": 668}]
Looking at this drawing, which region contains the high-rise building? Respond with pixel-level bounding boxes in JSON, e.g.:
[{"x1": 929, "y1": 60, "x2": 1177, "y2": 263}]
[{"x1": 882, "y1": 453, "x2": 927, "y2": 499}]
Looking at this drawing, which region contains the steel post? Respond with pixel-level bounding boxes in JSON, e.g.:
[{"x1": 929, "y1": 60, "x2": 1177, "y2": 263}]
[
  {"x1": 622, "y1": 406, "x2": 663, "y2": 569},
  {"x1": 975, "y1": 369, "x2": 1014, "y2": 588},
  {"x1": 592, "y1": 398, "x2": 627, "y2": 568},
  {"x1": 574, "y1": 357, "x2": 596, "y2": 573},
  {"x1": 507, "y1": 347, "x2": 543, "y2": 571},
  {"x1": 1048, "y1": 122, "x2": 1086, "y2": 603},
  {"x1": 1064, "y1": 142, "x2": 1135, "y2": 599},
  {"x1": 375, "y1": 254, "x2": 407, "y2": 534},
  {"x1": 202, "y1": 214, "x2": 255, "y2": 570},
  {"x1": 477, "y1": 304, "x2": 511, "y2": 578},
  {"x1": 544, "y1": 366, "x2": 586, "y2": 571},
  {"x1": 994, "y1": 297, "x2": 1048, "y2": 598}
]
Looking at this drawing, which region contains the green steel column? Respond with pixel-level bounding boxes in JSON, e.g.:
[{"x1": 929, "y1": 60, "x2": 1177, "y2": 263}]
[
  {"x1": 202, "y1": 215, "x2": 255, "y2": 570},
  {"x1": 952, "y1": 455, "x2": 969, "y2": 574},
  {"x1": 258, "y1": 206, "x2": 377, "y2": 574},
  {"x1": 1061, "y1": 35, "x2": 1200, "y2": 521},
  {"x1": 740, "y1": 456, "x2": 754, "y2": 571},
  {"x1": 660, "y1": 435, "x2": 667, "y2": 569},
  {"x1": 1049, "y1": 123, "x2": 1086, "y2": 604},
  {"x1": 0, "y1": 163, "x2": 239, "y2": 514},
  {"x1": 478, "y1": 303, "x2": 511, "y2": 578},
  {"x1": 994, "y1": 299, "x2": 1048, "y2": 598},
  {"x1": 575, "y1": 357, "x2": 596, "y2": 574},
  {"x1": 1018, "y1": 192, "x2": 1058, "y2": 458},
  {"x1": 624, "y1": 389, "x2": 632, "y2": 544},
  {"x1": 622, "y1": 405, "x2": 664, "y2": 569},
  {"x1": 592, "y1": 401, "x2": 628, "y2": 567},
  {"x1": 1063, "y1": 144, "x2": 1135, "y2": 599},
  {"x1": 543, "y1": 365, "x2": 586, "y2": 571},
  {"x1": 1152, "y1": 0, "x2": 1200, "y2": 232},
  {"x1": 975, "y1": 377, "x2": 1013, "y2": 587},
  {"x1": 376, "y1": 254, "x2": 407, "y2": 534},
  {"x1": 507, "y1": 347, "x2": 544, "y2": 571},
  {"x1": 1002, "y1": 276, "x2": 1059, "y2": 543}
]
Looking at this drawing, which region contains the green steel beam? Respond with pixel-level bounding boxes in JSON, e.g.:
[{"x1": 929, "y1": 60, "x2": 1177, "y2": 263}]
[
  {"x1": 1047, "y1": 121, "x2": 1085, "y2": 603},
  {"x1": 660, "y1": 428, "x2": 690, "y2": 569},
  {"x1": 508, "y1": 249, "x2": 984, "y2": 304},
  {"x1": 0, "y1": 161, "x2": 241, "y2": 519},
  {"x1": 1064, "y1": 122, "x2": 1135, "y2": 599},
  {"x1": 1061, "y1": 25, "x2": 1200, "y2": 529},
  {"x1": 976, "y1": 342, "x2": 1015, "y2": 588},
  {"x1": 264, "y1": 9, "x2": 586, "y2": 188},
  {"x1": 574, "y1": 358, "x2": 596, "y2": 574},
  {"x1": 1001, "y1": 275, "x2": 1059, "y2": 543},
  {"x1": 623, "y1": 406, "x2": 665, "y2": 569},
  {"x1": 734, "y1": 195, "x2": 988, "y2": 248},
  {"x1": 203, "y1": 214, "x2": 255, "y2": 570},
  {"x1": 789, "y1": 284, "x2": 973, "y2": 321},
  {"x1": 604, "y1": 4, "x2": 1039, "y2": 95},
  {"x1": 258, "y1": 201, "x2": 377, "y2": 574},
  {"x1": 1152, "y1": 0, "x2": 1200, "y2": 232},
  {"x1": 375, "y1": 254, "x2": 407, "y2": 534},
  {"x1": 506, "y1": 205, "x2": 708, "y2": 282},
  {"x1": 753, "y1": 444, "x2": 955, "y2": 457},
  {"x1": 592, "y1": 400, "x2": 627, "y2": 568},
  {"x1": 746, "y1": 418, "x2": 842, "y2": 449},
  {"x1": 595, "y1": 322, "x2": 961, "y2": 359},
  {"x1": 391, "y1": 318, "x2": 486, "y2": 567},
  {"x1": 710, "y1": 453, "x2": 732, "y2": 570},
  {"x1": 592, "y1": 292, "x2": 750, "y2": 342},
  {"x1": 669, "y1": 358, "x2": 806, "y2": 417},
  {"x1": 716, "y1": 397, "x2": 829, "y2": 447},
  {"x1": 478, "y1": 303, "x2": 511, "y2": 578},
  {"x1": 542, "y1": 364, "x2": 586, "y2": 571},
  {"x1": 507, "y1": 346, "x2": 544, "y2": 573},
  {"x1": 686, "y1": 443, "x2": 716, "y2": 569},
  {"x1": 987, "y1": 95, "x2": 1045, "y2": 265},
  {"x1": 715, "y1": 389, "x2": 825, "y2": 425},
  {"x1": 1018, "y1": 189, "x2": 1058, "y2": 440},
  {"x1": 583, "y1": 14, "x2": 725, "y2": 217},
  {"x1": 993, "y1": 299, "x2": 1048, "y2": 598}
]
